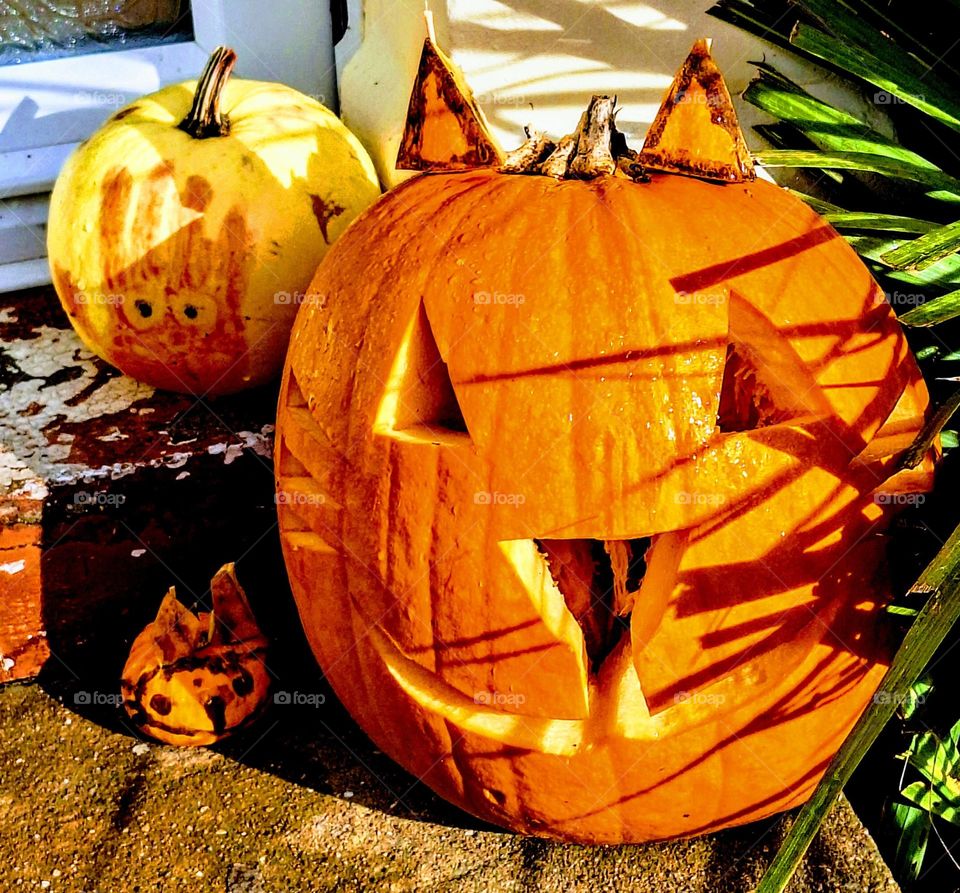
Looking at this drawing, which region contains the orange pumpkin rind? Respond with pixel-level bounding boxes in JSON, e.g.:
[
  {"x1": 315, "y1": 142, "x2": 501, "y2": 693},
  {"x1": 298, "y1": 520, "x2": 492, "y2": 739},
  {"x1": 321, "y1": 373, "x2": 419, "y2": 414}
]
[{"x1": 275, "y1": 35, "x2": 937, "y2": 844}]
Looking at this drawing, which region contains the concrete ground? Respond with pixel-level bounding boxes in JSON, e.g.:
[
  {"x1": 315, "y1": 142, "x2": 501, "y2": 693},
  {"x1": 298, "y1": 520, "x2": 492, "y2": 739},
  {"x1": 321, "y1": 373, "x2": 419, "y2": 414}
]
[{"x1": 0, "y1": 668, "x2": 899, "y2": 892}]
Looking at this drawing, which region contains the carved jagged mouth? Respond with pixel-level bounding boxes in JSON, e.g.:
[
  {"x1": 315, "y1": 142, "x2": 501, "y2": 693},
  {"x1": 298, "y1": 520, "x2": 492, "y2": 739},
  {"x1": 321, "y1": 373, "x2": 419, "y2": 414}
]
[{"x1": 535, "y1": 538, "x2": 650, "y2": 672}]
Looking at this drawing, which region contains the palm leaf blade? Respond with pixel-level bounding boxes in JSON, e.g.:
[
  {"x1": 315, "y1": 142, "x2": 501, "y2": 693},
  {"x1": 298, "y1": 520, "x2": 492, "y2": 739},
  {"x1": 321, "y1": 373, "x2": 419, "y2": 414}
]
[
  {"x1": 881, "y1": 219, "x2": 960, "y2": 270},
  {"x1": 791, "y1": 24, "x2": 960, "y2": 133},
  {"x1": 900, "y1": 288, "x2": 960, "y2": 327}
]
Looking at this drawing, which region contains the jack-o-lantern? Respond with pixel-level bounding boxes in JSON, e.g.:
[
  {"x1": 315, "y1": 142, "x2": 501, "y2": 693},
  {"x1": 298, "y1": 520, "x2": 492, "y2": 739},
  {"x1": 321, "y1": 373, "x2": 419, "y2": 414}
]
[
  {"x1": 121, "y1": 564, "x2": 269, "y2": 746},
  {"x1": 275, "y1": 34, "x2": 937, "y2": 843}
]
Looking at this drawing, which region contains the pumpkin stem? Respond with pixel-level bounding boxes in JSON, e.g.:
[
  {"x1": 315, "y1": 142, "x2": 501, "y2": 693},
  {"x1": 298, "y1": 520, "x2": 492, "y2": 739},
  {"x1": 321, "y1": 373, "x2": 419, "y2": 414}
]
[
  {"x1": 500, "y1": 127, "x2": 555, "y2": 173},
  {"x1": 570, "y1": 97, "x2": 618, "y2": 178},
  {"x1": 500, "y1": 96, "x2": 646, "y2": 181},
  {"x1": 178, "y1": 46, "x2": 237, "y2": 140}
]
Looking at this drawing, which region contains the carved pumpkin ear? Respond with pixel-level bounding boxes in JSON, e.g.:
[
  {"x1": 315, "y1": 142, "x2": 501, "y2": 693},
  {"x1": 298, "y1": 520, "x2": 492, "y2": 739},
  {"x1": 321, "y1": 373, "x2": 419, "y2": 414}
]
[
  {"x1": 396, "y1": 11, "x2": 503, "y2": 172},
  {"x1": 639, "y1": 38, "x2": 755, "y2": 183},
  {"x1": 209, "y1": 563, "x2": 262, "y2": 644},
  {"x1": 151, "y1": 588, "x2": 203, "y2": 643}
]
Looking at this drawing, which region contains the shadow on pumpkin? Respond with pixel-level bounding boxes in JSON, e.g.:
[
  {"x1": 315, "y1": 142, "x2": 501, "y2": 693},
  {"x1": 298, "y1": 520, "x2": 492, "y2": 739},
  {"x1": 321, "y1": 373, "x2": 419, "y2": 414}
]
[
  {"x1": 251, "y1": 198, "x2": 935, "y2": 850},
  {"x1": 616, "y1": 453, "x2": 906, "y2": 713},
  {"x1": 558, "y1": 651, "x2": 875, "y2": 835},
  {"x1": 248, "y1": 212, "x2": 926, "y2": 836}
]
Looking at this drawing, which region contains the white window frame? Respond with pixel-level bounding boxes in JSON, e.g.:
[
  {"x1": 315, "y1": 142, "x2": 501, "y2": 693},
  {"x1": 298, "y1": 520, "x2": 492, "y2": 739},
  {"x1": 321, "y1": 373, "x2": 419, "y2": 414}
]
[
  {"x1": 0, "y1": 0, "x2": 337, "y2": 292},
  {"x1": 334, "y1": 0, "x2": 364, "y2": 81}
]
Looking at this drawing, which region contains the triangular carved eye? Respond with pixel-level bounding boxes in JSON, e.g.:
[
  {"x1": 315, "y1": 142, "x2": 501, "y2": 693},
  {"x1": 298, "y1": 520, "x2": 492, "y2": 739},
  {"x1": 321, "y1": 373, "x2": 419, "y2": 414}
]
[
  {"x1": 716, "y1": 342, "x2": 792, "y2": 432},
  {"x1": 375, "y1": 300, "x2": 469, "y2": 438},
  {"x1": 716, "y1": 291, "x2": 831, "y2": 433}
]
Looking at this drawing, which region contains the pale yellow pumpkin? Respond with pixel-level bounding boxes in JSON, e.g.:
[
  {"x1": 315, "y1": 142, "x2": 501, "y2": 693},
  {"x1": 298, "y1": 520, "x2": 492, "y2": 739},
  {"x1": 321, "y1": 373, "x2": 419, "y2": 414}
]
[{"x1": 48, "y1": 47, "x2": 380, "y2": 395}]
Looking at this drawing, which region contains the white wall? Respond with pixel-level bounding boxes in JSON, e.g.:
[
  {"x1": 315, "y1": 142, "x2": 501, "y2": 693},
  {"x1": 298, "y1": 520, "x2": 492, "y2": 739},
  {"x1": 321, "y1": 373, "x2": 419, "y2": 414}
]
[{"x1": 338, "y1": 0, "x2": 886, "y2": 187}]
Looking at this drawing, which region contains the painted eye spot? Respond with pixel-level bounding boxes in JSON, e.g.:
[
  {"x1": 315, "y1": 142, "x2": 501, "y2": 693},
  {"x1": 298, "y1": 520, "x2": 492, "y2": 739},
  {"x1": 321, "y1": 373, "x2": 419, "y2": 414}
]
[
  {"x1": 204, "y1": 695, "x2": 228, "y2": 735},
  {"x1": 135, "y1": 300, "x2": 153, "y2": 319},
  {"x1": 232, "y1": 670, "x2": 254, "y2": 697},
  {"x1": 170, "y1": 296, "x2": 216, "y2": 331},
  {"x1": 149, "y1": 693, "x2": 172, "y2": 715}
]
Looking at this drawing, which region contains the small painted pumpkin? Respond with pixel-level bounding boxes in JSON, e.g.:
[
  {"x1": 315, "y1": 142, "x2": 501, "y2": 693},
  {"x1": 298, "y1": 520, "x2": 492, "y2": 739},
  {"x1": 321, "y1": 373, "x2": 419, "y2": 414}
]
[
  {"x1": 121, "y1": 563, "x2": 269, "y2": 746},
  {"x1": 275, "y1": 33, "x2": 937, "y2": 842},
  {"x1": 48, "y1": 47, "x2": 380, "y2": 396}
]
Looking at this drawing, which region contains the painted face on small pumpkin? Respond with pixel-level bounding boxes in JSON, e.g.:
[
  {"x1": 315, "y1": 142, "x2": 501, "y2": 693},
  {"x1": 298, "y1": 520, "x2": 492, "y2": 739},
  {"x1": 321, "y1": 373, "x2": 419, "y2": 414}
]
[
  {"x1": 275, "y1": 35, "x2": 936, "y2": 843},
  {"x1": 50, "y1": 163, "x2": 259, "y2": 395},
  {"x1": 121, "y1": 564, "x2": 270, "y2": 746}
]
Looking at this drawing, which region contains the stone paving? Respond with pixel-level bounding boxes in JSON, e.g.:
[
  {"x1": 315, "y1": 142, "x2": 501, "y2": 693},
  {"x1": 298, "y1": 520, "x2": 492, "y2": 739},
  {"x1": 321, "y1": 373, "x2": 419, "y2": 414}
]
[{"x1": 0, "y1": 666, "x2": 898, "y2": 892}]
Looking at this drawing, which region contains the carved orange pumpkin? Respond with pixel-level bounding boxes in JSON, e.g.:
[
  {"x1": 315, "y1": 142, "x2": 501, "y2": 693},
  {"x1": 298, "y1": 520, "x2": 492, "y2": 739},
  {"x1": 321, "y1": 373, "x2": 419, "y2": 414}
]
[
  {"x1": 274, "y1": 36, "x2": 936, "y2": 842},
  {"x1": 121, "y1": 564, "x2": 269, "y2": 746}
]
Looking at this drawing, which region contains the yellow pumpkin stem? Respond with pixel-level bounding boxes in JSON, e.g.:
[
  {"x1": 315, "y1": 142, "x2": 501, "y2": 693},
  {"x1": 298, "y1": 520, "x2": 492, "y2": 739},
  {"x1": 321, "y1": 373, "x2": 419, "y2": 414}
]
[
  {"x1": 178, "y1": 45, "x2": 238, "y2": 140},
  {"x1": 639, "y1": 38, "x2": 755, "y2": 182}
]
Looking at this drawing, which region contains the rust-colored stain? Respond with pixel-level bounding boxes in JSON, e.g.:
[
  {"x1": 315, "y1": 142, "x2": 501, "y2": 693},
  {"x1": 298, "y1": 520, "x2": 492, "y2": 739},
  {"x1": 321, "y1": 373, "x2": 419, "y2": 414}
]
[
  {"x1": 309, "y1": 194, "x2": 345, "y2": 244},
  {"x1": 51, "y1": 263, "x2": 83, "y2": 320},
  {"x1": 148, "y1": 160, "x2": 175, "y2": 181},
  {"x1": 68, "y1": 164, "x2": 254, "y2": 392},
  {"x1": 181, "y1": 175, "x2": 213, "y2": 212},
  {"x1": 99, "y1": 168, "x2": 134, "y2": 270}
]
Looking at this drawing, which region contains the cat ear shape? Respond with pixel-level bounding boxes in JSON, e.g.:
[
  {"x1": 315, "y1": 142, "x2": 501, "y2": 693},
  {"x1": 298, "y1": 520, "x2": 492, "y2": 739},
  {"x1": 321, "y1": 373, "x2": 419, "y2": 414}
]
[
  {"x1": 209, "y1": 563, "x2": 263, "y2": 645},
  {"x1": 151, "y1": 588, "x2": 204, "y2": 645},
  {"x1": 639, "y1": 38, "x2": 755, "y2": 183},
  {"x1": 396, "y1": 11, "x2": 503, "y2": 171}
]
